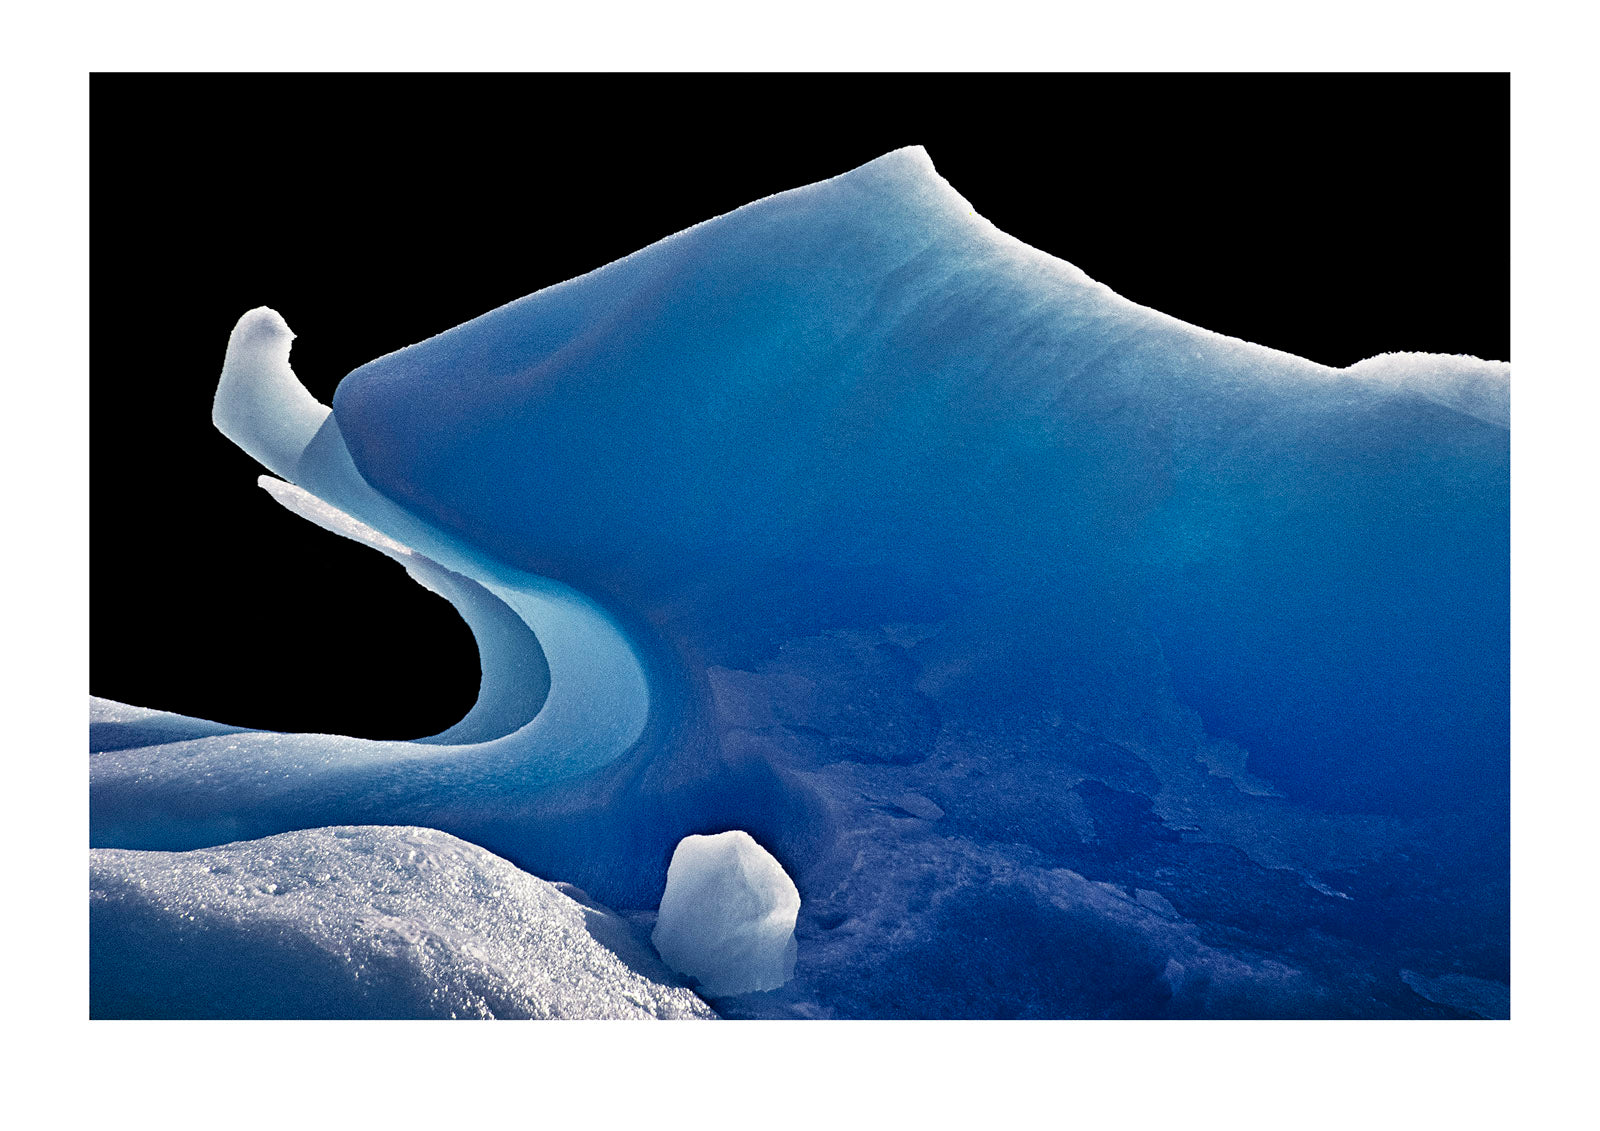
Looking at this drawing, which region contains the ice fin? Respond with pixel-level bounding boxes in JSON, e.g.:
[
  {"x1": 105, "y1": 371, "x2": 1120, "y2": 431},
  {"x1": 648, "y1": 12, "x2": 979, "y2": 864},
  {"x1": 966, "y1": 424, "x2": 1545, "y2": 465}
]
[{"x1": 213, "y1": 306, "x2": 330, "y2": 479}]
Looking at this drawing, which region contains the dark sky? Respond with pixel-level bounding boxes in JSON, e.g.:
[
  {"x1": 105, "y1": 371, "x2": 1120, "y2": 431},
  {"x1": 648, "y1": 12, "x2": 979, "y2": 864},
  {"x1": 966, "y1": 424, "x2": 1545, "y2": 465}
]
[{"x1": 90, "y1": 73, "x2": 1509, "y2": 737}]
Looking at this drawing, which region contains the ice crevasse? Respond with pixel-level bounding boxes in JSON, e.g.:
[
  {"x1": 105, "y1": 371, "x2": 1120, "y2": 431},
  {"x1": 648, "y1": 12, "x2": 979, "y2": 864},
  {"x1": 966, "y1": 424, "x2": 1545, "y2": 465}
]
[{"x1": 90, "y1": 147, "x2": 1508, "y2": 1018}]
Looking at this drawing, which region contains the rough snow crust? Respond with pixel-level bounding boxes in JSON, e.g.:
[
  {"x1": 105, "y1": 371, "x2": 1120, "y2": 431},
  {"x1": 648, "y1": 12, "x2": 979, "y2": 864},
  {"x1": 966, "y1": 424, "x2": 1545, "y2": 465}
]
[
  {"x1": 652, "y1": 832, "x2": 800, "y2": 996},
  {"x1": 90, "y1": 826, "x2": 714, "y2": 1019}
]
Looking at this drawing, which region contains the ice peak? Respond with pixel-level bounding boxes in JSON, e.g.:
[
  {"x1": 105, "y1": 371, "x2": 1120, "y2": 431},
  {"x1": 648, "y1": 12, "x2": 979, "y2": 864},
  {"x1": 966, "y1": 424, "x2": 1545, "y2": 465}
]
[
  {"x1": 831, "y1": 144, "x2": 957, "y2": 202},
  {"x1": 213, "y1": 306, "x2": 330, "y2": 480},
  {"x1": 229, "y1": 305, "x2": 294, "y2": 351},
  {"x1": 858, "y1": 143, "x2": 934, "y2": 172}
]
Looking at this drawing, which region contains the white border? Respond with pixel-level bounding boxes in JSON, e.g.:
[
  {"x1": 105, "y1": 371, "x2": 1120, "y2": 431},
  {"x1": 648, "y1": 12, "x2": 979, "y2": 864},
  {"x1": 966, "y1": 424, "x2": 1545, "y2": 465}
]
[{"x1": 9, "y1": 3, "x2": 1593, "y2": 1126}]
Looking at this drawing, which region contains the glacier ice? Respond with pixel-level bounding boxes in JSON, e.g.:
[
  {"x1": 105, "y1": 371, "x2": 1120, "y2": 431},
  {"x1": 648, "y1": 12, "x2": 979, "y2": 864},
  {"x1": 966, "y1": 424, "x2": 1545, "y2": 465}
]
[
  {"x1": 90, "y1": 146, "x2": 1509, "y2": 1018},
  {"x1": 90, "y1": 826, "x2": 714, "y2": 1019},
  {"x1": 651, "y1": 831, "x2": 800, "y2": 996},
  {"x1": 329, "y1": 146, "x2": 1507, "y2": 826}
]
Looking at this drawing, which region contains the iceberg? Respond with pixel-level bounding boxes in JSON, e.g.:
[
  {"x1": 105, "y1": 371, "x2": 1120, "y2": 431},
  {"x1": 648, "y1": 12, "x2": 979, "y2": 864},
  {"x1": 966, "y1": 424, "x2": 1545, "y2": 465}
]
[{"x1": 91, "y1": 147, "x2": 1508, "y2": 1018}]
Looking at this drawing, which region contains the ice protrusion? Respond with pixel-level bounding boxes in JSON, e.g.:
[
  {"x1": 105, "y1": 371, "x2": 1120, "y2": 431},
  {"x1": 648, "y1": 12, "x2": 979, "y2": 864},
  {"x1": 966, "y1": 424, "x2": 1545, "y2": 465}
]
[
  {"x1": 1346, "y1": 350, "x2": 1509, "y2": 428},
  {"x1": 213, "y1": 306, "x2": 330, "y2": 480},
  {"x1": 652, "y1": 831, "x2": 800, "y2": 996}
]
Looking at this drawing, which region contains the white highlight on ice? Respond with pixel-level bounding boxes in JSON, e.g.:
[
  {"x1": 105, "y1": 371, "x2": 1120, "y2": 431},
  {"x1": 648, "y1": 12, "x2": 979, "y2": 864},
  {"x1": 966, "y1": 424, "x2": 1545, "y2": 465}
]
[{"x1": 213, "y1": 307, "x2": 330, "y2": 480}]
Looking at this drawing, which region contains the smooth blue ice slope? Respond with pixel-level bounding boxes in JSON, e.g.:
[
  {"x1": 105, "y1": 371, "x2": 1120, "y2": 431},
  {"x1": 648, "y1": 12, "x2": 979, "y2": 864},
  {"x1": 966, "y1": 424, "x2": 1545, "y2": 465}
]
[
  {"x1": 334, "y1": 146, "x2": 1506, "y2": 823},
  {"x1": 92, "y1": 147, "x2": 1508, "y2": 1018}
]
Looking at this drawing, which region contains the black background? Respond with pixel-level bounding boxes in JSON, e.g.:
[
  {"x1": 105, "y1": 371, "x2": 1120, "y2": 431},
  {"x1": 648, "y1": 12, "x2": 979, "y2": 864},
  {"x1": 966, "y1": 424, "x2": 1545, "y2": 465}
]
[{"x1": 90, "y1": 74, "x2": 1509, "y2": 738}]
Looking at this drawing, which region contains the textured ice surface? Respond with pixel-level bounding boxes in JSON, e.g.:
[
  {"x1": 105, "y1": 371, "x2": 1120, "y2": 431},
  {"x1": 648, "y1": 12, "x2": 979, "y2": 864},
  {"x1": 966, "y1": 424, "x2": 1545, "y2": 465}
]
[
  {"x1": 92, "y1": 147, "x2": 1508, "y2": 1017},
  {"x1": 90, "y1": 826, "x2": 714, "y2": 1019},
  {"x1": 652, "y1": 832, "x2": 800, "y2": 996},
  {"x1": 1399, "y1": 968, "x2": 1511, "y2": 1021}
]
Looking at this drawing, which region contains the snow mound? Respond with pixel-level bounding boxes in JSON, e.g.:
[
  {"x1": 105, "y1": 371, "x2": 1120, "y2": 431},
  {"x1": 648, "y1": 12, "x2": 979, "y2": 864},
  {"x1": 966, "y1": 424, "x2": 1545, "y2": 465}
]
[
  {"x1": 90, "y1": 826, "x2": 714, "y2": 1019},
  {"x1": 652, "y1": 832, "x2": 800, "y2": 996}
]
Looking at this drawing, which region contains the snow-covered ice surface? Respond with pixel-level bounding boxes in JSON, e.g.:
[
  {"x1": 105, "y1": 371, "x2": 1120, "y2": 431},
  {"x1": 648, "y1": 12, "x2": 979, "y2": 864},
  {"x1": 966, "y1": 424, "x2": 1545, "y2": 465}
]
[
  {"x1": 91, "y1": 147, "x2": 1508, "y2": 1018},
  {"x1": 652, "y1": 832, "x2": 800, "y2": 996},
  {"x1": 91, "y1": 826, "x2": 714, "y2": 1019}
]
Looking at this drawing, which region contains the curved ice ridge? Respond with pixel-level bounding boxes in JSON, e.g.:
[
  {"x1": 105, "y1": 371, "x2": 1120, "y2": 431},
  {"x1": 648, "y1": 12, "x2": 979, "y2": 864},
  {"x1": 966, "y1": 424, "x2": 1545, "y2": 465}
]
[
  {"x1": 90, "y1": 308, "x2": 652, "y2": 851},
  {"x1": 254, "y1": 475, "x2": 550, "y2": 745}
]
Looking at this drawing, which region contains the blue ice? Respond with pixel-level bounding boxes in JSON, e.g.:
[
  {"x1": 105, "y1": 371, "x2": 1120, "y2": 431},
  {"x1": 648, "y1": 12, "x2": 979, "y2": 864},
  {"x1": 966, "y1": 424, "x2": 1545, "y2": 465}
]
[{"x1": 91, "y1": 147, "x2": 1509, "y2": 1018}]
